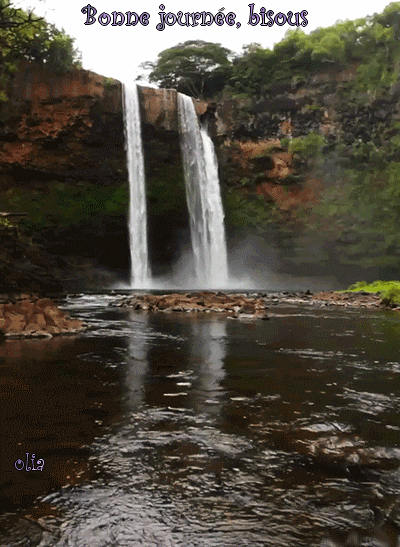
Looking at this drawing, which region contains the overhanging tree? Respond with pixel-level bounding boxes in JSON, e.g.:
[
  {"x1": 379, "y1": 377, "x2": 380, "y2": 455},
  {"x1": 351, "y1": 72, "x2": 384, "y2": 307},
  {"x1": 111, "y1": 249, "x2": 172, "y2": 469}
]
[
  {"x1": 0, "y1": 0, "x2": 42, "y2": 29},
  {"x1": 142, "y1": 40, "x2": 234, "y2": 98},
  {"x1": 0, "y1": 0, "x2": 80, "y2": 101}
]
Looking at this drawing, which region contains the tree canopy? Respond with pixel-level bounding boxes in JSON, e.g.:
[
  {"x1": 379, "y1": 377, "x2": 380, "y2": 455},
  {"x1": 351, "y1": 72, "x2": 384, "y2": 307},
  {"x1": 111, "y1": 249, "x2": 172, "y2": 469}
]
[
  {"x1": 231, "y1": 2, "x2": 400, "y2": 97},
  {"x1": 143, "y1": 40, "x2": 234, "y2": 98},
  {"x1": 0, "y1": 0, "x2": 81, "y2": 101},
  {"x1": 0, "y1": 0, "x2": 42, "y2": 28},
  {"x1": 142, "y1": 3, "x2": 400, "y2": 100}
]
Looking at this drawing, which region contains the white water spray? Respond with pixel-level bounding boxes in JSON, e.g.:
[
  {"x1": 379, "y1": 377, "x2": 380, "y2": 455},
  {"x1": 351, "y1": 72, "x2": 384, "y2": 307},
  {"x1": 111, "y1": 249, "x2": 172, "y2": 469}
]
[
  {"x1": 178, "y1": 93, "x2": 228, "y2": 287},
  {"x1": 123, "y1": 84, "x2": 150, "y2": 288}
]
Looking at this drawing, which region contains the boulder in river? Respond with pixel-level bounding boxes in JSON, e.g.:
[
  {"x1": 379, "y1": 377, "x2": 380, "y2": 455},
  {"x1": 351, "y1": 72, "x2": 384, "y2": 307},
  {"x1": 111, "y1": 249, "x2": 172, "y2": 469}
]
[{"x1": 0, "y1": 295, "x2": 86, "y2": 338}]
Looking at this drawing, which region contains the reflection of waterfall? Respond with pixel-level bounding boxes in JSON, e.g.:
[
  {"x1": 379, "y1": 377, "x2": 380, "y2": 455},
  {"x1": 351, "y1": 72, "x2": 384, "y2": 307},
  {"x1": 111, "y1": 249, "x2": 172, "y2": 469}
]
[
  {"x1": 126, "y1": 314, "x2": 149, "y2": 408},
  {"x1": 178, "y1": 93, "x2": 228, "y2": 287},
  {"x1": 123, "y1": 84, "x2": 150, "y2": 288},
  {"x1": 191, "y1": 320, "x2": 226, "y2": 405}
]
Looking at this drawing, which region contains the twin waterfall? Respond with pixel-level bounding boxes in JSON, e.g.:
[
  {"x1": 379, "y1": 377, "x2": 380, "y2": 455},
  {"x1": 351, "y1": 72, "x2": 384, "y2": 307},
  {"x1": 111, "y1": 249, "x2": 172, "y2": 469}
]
[{"x1": 123, "y1": 84, "x2": 228, "y2": 289}]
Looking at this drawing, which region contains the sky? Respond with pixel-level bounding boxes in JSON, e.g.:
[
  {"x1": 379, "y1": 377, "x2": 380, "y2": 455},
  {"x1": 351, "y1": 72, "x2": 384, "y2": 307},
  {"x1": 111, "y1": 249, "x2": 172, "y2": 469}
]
[{"x1": 17, "y1": 0, "x2": 395, "y2": 85}]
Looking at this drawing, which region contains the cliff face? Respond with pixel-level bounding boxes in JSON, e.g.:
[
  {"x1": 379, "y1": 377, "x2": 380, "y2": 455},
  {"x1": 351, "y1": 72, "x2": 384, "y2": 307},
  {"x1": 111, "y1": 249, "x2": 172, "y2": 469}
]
[
  {"x1": 1, "y1": 64, "x2": 398, "y2": 288},
  {"x1": 0, "y1": 66, "x2": 210, "y2": 287},
  {"x1": 0, "y1": 66, "x2": 207, "y2": 191},
  {"x1": 213, "y1": 66, "x2": 400, "y2": 231},
  {"x1": 214, "y1": 66, "x2": 398, "y2": 143},
  {"x1": 0, "y1": 67, "x2": 123, "y2": 189}
]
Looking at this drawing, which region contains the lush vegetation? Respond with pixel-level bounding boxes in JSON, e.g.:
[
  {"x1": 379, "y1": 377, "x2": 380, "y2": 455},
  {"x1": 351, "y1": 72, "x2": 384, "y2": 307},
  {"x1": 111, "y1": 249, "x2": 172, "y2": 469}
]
[
  {"x1": 230, "y1": 3, "x2": 400, "y2": 98},
  {"x1": 143, "y1": 3, "x2": 400, "y2": 100},
  {"x1": 293, "y1": 161, "x2": 400, "y2": 269},
  {"x1": 0, "y1": 0, "x2": 81, "y2": 100},
  {"x1": 142, "y1": 40, "x2": 233, "y2": 98},
  {"x1": 345, "y1": 280, "x2": 400, "y2": 305},
  {"x1": 0, "y1": 182, "x2": 128, "y2": 233}
]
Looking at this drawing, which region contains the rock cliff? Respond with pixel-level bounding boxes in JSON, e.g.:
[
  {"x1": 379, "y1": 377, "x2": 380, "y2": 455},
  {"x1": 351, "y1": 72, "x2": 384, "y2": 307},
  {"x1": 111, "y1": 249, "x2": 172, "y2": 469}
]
[
  {"x1": 0, "y1": 65, "x2": 207, "y2": 191},
  {"x1": 0, "y1": 63, "x2": 398, "y2": 289},
  {"x1": 0, "y1": 66, "x2": 208, "y2": 288}
]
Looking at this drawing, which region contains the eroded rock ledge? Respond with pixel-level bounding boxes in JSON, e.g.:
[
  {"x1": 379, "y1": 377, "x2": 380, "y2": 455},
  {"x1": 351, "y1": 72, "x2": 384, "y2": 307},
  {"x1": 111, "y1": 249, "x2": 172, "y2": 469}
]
[{"x1": 0, "y1": 295, "x2": 86, "y2": 338}]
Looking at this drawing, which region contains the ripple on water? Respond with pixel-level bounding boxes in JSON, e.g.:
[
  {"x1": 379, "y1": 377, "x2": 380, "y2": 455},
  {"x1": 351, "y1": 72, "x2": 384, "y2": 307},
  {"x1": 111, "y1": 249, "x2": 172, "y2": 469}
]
[{"x1": 2, "y1": 296, "x2": 400, "y2": 547}]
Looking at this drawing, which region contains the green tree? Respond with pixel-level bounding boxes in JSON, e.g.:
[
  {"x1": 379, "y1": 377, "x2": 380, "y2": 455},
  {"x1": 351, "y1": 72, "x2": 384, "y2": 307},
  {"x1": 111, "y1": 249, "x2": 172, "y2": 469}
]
[
  {"x1": 143, "y1": 40, "x2": 234, "y2": 98},
  {"x1": 0, "y1": 0, "x2": 80, "y2": 100},
  {"x1": 0, "y1": 0, "x2": 42, "y2": 29}
]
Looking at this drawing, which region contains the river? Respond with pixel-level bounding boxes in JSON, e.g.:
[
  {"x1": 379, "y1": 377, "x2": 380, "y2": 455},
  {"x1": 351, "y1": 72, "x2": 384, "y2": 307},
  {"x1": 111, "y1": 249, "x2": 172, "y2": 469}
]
[{"x1": 1, "y1": 293, "x2": 400, "y2": 546}]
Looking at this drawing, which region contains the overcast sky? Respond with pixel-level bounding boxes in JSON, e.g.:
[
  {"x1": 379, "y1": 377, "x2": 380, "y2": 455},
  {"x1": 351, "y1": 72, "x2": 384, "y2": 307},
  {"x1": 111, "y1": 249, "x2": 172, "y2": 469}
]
[{"x1": 17, "y1": 0, "x2": 394, "y2": 84}]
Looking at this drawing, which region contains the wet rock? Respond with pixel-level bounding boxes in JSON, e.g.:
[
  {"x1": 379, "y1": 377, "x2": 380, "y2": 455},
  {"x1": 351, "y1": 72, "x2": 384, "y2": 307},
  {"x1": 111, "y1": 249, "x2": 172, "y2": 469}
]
[
  {"x1": 311, "y1": 291, "x2": 383, "y2": 308},
  {"x1": 114, "y1": 292, "x2": 270, "y2": 316},
  {"x1": 0, "y1": 295, "x2": 86, "y2": 338}
]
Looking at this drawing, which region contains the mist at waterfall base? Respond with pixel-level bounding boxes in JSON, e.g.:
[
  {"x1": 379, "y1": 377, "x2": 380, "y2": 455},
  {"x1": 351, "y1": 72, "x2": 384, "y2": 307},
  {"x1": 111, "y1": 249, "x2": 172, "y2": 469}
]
[{"x1": 119, "y1": 85, "x2": 338, "y2": 292}]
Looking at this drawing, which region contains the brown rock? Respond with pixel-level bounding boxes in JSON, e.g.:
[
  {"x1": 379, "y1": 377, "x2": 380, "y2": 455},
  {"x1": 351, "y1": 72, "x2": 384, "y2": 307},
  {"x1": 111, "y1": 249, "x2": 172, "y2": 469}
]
[
  {"x1": 4, "y1": 312, "x2": 26, "y2": 333},
  {"x1": 31, "y1": 313, "x2": 47, "y2": 329},
  {"x1": 156, "y1": 299, "x2": 169, "y2": 310},
  {"x1": 42, "y1": 306, "x2": 66, "y2": 327},
  {"x1": 66, "y1": 319, "x2": 83, "y2": 330}
]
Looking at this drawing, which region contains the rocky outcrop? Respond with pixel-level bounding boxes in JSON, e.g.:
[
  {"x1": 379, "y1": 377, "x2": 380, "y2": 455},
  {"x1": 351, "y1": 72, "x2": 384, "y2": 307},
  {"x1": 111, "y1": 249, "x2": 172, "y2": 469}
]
[
  {"x1": 0, "y1": 295, "x2": 86, "y2": 338},
  {"x1": 139, "y1": 86, "x2": 207, "y2": 131},
  {"x1": 114, "y1": 291, "x2": 270, "y2": 318},
  {"x1": 214, "y1": 66, "x2": 361, "y2": 141},
  {"x1": 0, "y1": 67, "x2": 207, "y2": 191},
  {"x1": 114, "y1": 290, "x2": 396, "y2": 318},
  {"x1": 0, "y1": 66, "x2": 124, "y2": 189},
  {"x1": 0, "y1": 66, "x2": 210, "y2": 284}
]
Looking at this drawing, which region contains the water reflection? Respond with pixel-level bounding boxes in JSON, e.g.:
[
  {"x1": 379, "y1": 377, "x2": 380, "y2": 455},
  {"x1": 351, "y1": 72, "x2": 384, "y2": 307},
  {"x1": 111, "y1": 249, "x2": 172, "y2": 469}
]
[
  {"x1": 124, "y1": 314, "x2": 227, "y2": 414},
  {"x1": 189, "y1": 320, "x2": 226, "y2": 412},
  {"x1": 0, "y1": 334, "x2": 124, "y2": 514},
  {"x1": 125, "y1": 313, "x2": 150, "y2": 408},
  {"x1": 1, "y1": 299, "x2": 400, "y2": 547}
]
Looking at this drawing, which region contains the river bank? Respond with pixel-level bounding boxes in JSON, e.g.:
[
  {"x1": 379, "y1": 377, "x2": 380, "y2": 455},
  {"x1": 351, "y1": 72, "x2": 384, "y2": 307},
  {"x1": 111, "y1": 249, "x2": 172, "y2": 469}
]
[
  {"x1": 112, "y1": 289, "x2": 387, "y2": 316},
  {"x1": 0, "y1": 288, "x2": 392, "y2": 339}
]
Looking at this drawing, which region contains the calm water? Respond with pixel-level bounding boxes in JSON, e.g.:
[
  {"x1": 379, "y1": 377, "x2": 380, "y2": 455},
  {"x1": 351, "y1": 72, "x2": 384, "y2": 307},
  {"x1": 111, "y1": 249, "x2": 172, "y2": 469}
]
[{"x1": 1, "y1": 294, "x2": 400, "y2": 546}]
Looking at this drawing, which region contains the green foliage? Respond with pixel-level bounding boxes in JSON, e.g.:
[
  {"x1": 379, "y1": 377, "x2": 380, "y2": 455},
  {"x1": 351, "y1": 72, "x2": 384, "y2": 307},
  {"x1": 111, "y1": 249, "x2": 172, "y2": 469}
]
[
  {"x1": 143, "y1": 40, "x2": 233, "y2": 98},
  {"x1": 304, "y1": 104, "x2": 322, "y2": 112},
  {"x1": 346, "y1": 280, "x2": 400, "y2": 305},
  {"x1": 223, "y1": 190, "x2": 276, "y2": 232},
  {"x1": 0, "y1": 216, "x2": 12, "y2": 227},
  {"x1": 0, "y1": 182, "x2": 128, "y2": 232},
  {"x1": 227, "y1": 3, "x2": 400, "y2": 97},
  {"x1": 295, "y1": 161, "x2": 400, "y2": 269},
  {"x1": 147, "y1": 166, "x2": 186, "y2": 215},
  {"x1": 288, "y1": 132, "x2": 326, "y2": 159},
  {"x1": 0, "y1": 1, "x2": 80, "y2": 100},
  {"x1": 138, "y1": 3, "x2": 400, "y2": 100},
  {"x1": 104, "y1": 77, "x2": 118, "y2": 88},
  {"x1": 40, "y1": 25, "x2": 81, "y2": 75}
]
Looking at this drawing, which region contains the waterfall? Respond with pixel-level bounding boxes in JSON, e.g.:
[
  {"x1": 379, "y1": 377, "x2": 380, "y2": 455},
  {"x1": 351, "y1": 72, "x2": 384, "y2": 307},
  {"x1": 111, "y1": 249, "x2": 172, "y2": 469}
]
[
  {"x1": 178, "y1": 93, "x2": 228, "y2": 287},
  {"x1": 123, "y1": 84, "x2": 150, "y2": 288}
]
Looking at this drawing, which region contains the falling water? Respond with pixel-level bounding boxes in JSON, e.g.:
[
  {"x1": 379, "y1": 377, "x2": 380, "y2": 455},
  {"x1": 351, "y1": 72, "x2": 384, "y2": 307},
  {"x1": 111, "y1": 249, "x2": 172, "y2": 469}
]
[
  {"x1": 178, "y1": 93, "x2": 228, "y2": 287},
  {"x1": 123, "y1": 84, "x2": 150, "y2": 288}
]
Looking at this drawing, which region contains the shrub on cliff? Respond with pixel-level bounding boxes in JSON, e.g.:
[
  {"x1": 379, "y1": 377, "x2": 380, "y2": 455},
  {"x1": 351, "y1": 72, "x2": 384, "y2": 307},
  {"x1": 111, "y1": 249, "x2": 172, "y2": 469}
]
[
  {"x1": 229, "y1": 3, "x2": 400, "y2": 97},
  {"x1": 0, "y1": 0, "x2": 80, "y2": 100}
]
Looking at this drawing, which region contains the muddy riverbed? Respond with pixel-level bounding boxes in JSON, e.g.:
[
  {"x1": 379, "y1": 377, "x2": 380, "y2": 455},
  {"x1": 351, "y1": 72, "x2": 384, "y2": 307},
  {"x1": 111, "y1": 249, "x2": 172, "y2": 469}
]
[{"x1": 1, "y1": 292, "x2": 400, "y2": 546}]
